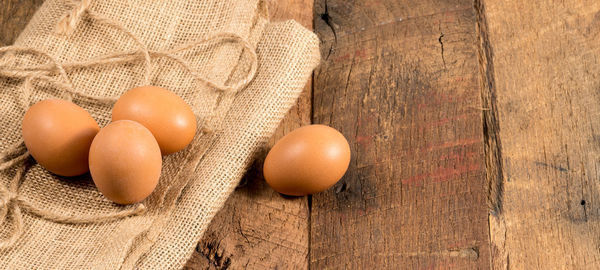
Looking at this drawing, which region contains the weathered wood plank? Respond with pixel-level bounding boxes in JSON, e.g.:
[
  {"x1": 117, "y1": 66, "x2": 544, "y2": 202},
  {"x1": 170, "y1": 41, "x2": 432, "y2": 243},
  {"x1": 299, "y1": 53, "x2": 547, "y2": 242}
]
[
  {"x1": 185, "y1": 0, "x2": 314, "y2": 269},
  {"x1": 310, "y1": 1, "x2": 491, "y2": 269},
  {"x1": 0, "y1": 0, "x2": 44, "y2": 46},
  {"x1": 479, "y1": 0, "x2": 600, "y2": 269}
]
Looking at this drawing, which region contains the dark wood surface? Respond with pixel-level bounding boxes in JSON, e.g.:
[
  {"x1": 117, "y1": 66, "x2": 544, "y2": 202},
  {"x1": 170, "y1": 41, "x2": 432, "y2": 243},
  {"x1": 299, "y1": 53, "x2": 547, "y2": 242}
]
[
  {"x1": 310, "y1": 0, "x2": 490, "y2": 269},
  {"x1": 2, "y1": 0, "x2": 600, "y2": 269},
  {"x1": 0, "y1": 0, "x2": 43, "y2": 46}
]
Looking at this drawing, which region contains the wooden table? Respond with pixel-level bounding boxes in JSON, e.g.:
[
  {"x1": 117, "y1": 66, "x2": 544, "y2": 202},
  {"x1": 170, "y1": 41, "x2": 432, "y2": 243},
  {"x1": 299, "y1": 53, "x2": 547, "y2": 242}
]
[{"x1": 3, "y1": 0, "x2": 600, "y2": 269}]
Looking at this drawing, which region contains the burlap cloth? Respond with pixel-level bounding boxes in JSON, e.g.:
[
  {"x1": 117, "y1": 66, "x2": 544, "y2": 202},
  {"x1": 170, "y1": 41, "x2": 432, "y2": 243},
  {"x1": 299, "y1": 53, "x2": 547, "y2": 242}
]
[{"x1": 0, "y1": 0, "x2": 320, "y2": 269}]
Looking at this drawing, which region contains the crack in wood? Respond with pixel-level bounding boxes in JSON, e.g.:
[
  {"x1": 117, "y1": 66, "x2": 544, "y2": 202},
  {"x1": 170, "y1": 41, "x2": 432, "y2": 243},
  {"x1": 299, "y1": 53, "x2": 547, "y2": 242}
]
[
  {"x1": 475, "y1": 0, "x2": 504, "y2": 216},
  {"x1": 475, "y1": 2, "x2": 510, "y2": 270},
  {"x1": 581, "y1": 199, "x2": 589, "y2": 222},
  {"x1": 533, "y1": 161, "x2": 569, "y2": 172},
  {"x1": 197, "y1": 238, "x2": 232, "y2": 270},
  {"x1": 392, "y1": 246, "x2": 480, "y2": 261},
  {"x1": 438, "y1": 23, "x2": 446, "y2": 69},
  {"x1": 319, "y1": 0, "x2": 337, "y2": 60}
]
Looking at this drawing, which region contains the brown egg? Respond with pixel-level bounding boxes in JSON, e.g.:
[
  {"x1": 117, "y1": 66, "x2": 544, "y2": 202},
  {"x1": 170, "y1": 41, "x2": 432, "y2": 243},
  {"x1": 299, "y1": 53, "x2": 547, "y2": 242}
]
[
  {"x1": 263, "y1": 124, "x2": 351, "y2": 196},
  {"x1": 112, "y1": 85, "x2": 196, "y2": 155},
  {"x1": 89, "y1": 120, "x2": 162, "y2": 204},
  {"x1": 21, "y1": 99, "x2": 100, "y2": 176}
]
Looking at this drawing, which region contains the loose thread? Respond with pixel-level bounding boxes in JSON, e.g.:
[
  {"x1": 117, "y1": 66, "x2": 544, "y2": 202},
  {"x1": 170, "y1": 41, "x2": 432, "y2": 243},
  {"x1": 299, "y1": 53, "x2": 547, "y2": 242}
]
[
  {"x1": 84, "y1": 9, "x2": 154, "y2": 85},
  {"x1": 55, "y1": 0, "x2": 91, "y2": 36},
  {"x1": 19, "y1": 202, "x2": 147, "y2": 224},
  {"x1": 0, "y1": 165, "x2": 26, "y2": 249},
  {"x1": 0, "y1": 33, "x2": 258, "y2": 94},
  {"x1": 0, "y1": 152, "x2": 29, "y2": 171},
  {"x1": 0, "y1": 141, "x2": 28, "y2": 171}
]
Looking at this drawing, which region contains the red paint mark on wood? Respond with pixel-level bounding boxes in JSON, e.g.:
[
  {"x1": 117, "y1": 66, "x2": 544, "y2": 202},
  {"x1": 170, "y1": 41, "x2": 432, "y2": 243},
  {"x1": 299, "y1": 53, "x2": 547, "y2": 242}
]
[
  {"x1": 417, "y1": 113, "x2": 475, "y2": 132},
  {"x1": 334, "y1": 53, "x2": 351, "y2": 63},
  {"x1": 401, "y1": 162, "x2": 480, "y2": 186},
  {"x1": 334, "y1": 48, "x2": 369, "y2": 63},
  {"x1": 431, "y1": 162, "x2": 480, "y2": 183},
  {"x1": 356, "y1": 135, "x2": 372, "y2": 144},
  {"x1": 452, "y1": 76, "x2": 468, "y2": 83},
  {"x1": 401, "y1": 174, "x2": 427, "y2": 187},
  {"x1": 442, "y1": 11, "x2": 457, "y2": 23},
  {"x1": 446, "y1": 240, "x2": 471, "y2": 250},
  {"x1": 354, "y1": 48, "x2": 367, "y2": 58},
  {"x1": 390, "y1": 138, "x2": 481, "y2": 161},
  {"x1": 423, "y1": 138, "x2": 480, "y2": 152}
]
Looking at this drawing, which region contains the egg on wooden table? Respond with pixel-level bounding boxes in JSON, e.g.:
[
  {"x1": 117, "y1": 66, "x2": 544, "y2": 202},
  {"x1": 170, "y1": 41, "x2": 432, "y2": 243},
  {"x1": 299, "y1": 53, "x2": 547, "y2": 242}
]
[
  {"x1": 263, "y1": 124, "x2": 351, "y2": 196},
  {"x1": 89, "y1": 120, "x2": 162, "y2": 204},
  {"x1": 112, "y1": 85, "x2": 197, "y2": 155},
  {"x1": 22, "y1": 99, "x2": 100, "y2": 176}
]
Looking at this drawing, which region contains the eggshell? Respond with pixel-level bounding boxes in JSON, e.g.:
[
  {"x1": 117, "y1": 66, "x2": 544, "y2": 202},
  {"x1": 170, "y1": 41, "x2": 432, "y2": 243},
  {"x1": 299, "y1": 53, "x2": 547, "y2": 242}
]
[
  {"x1": 89, "y1": 120, "x2": 162, "y2": 204},
  {"x1": 112, "y1": 85, "x2": 196, "y2": 155},
  {"x1": 21, "y1": 99, "x2": 100, "y2": 176},
  {"x1": 263, "y1": 124, "x2": 351, "y2": 196}
]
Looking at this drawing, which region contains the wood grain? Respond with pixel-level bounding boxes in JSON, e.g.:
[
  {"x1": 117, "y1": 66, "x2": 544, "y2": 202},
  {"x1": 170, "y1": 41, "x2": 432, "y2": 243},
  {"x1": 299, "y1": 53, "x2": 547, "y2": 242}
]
[
  {"x1": 480, "y1": 0, "x2": 600, "y2": 269},
  {"x1": 310, "y1": 0, "x2": 491, "y2": 269},
  {"x1": 185, "y1": 0, "x2": 314, "y2": 269},
  {"x1": 0, "y1": 0, "x2": 43, "y2": 46}
]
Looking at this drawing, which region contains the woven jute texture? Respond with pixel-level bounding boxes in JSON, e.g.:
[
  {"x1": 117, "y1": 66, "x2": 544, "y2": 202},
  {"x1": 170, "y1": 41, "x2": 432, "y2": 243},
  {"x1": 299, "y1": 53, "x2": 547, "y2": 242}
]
[{"x1": 0, "y1": 0, "x2": 320, "y2": 269}]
